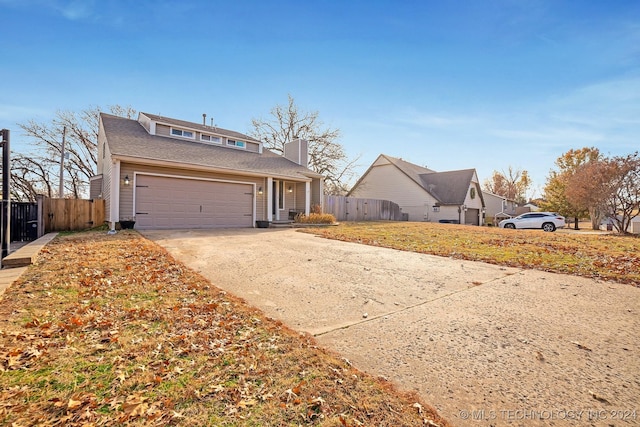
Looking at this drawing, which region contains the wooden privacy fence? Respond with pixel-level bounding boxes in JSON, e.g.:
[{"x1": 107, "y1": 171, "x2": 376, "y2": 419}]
[
  {"x1": 324, "y1": 195, "x2": 403, "y2": 221},
  {"x1": 41, "y1": 197, "x2": 105, "y2": 232}
]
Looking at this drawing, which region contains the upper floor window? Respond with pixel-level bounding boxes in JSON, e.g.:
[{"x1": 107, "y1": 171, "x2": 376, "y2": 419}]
[
  {"x1": 201, "y1": 134, "x2": 221, "y2": 144},
  {"x1": 227, "y1": 139, "x2": 246, "y2": 148},
  {"x1": 171, "y1": 128, "x2": 194, "y2": 138}
]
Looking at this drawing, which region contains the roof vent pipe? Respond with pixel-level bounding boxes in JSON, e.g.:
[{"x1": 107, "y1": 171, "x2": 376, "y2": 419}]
[{"x1": 202, "y1": 113, "x2": 206, "y2": 126}]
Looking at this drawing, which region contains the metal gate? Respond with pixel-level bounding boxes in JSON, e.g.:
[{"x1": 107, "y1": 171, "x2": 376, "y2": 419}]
[{"x1": 2, "y1": 201, "x2": 39, "y2": 242}]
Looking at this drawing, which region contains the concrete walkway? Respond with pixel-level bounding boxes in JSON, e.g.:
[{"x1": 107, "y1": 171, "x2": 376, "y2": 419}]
[{"x1": 0, "y1": 233, "x2": 57, "y2": 297}]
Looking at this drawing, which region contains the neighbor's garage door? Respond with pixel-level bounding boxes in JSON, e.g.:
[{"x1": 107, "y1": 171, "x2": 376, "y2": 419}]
[
  {"x1": 135, "y1": 175, "x2": 253, "y2": 230},
  {"x1": 465, "y1": 208, "x2": 480, "y2": 226}
]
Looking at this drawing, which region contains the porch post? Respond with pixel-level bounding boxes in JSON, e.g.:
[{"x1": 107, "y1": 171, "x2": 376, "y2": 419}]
[
  {"x1": 305, "y1": 181, "x2": 311, "y2": 216},
  {"x1": 319, "y1": 178, "x2": 324, "y2": 212},
  {"x1": 274, "y1": 179, "x2": 280, "y2": 221},
  {"x1": 266, "y1": 177, "x2": 273, "y2": 222}
]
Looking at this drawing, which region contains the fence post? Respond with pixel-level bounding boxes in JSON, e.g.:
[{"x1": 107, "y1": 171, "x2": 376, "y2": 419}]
[
  {"x1": 1, "y1": 129, "x2": 10, "y2": 259},
  {"x1": 36, "y1": 195, "x2": 45, "y2": 238}
]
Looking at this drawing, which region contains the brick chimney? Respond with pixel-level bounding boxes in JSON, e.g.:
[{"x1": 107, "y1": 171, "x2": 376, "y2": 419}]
[{"x1": 284, "y1": 138, "x2": 308, "y2": 168}]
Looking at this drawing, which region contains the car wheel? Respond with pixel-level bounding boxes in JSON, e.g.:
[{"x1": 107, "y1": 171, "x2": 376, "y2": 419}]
[
  {"x1": 504, "y1": 223, "x2": 515, "y2": 229},
  {"x1": 542, "y1": 222, "x2": 556, "y2": 232}
]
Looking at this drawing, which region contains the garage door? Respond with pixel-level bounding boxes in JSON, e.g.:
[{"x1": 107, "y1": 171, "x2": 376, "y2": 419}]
[
  {"x1": 135, "y1": 175, "x2": 254, "y2": 229},
  {"x1": 465, "y1": 208, "x2": 480, "y2": 225}
]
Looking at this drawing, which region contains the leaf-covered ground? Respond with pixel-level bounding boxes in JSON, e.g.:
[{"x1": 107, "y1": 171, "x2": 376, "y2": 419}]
[
  {"x1": 0, "y1": 231, "x2": 450, "y2": 426},
  {"x1": 302, "y1": 222, "x2": 640, "y2": 287}
]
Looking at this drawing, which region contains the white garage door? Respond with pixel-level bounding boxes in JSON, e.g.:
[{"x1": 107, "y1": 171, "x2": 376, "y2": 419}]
[{"x1": 135, "y1": 175, "x2": 254, "y2": 229}]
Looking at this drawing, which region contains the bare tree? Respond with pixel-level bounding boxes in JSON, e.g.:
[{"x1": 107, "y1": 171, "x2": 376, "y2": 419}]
[
  {"x1": 482, "y1": 166, "x2": 531, "y2": 204},
  {"x1": 249, "y1": 95, "x2": 359, "y2": 195},
  {"x1": 10, "y1": 154, "x2": 56, "y2": 201},
  {"x1": 14, "y1": 105, "x2": 136, "y2": 201}
]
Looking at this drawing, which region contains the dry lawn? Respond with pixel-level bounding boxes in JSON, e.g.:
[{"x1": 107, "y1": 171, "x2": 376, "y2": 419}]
[
  {"x1": 302, "y1": 222, "x2": 640, "y2": 287},
  {"x1": 0, "y1": 231, "x2": 450, "y2": 426}
]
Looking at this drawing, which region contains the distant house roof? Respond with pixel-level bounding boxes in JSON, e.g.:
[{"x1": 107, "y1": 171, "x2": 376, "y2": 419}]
[
  {"x1": 101, "y1": 113, "x2": 321, "y2": 181},
  {"x1": 420, "y1": 169, "x2": 476, "y2": 204},
  {"x1": 380, "y1": 154, "x2": 478, "y2": 205},
  {"x1": 349, "y1": 154, "x2": 482, "y2": 206},
  {"x1": 482, "y1": 191, "x2": 518, "y2": 204}
]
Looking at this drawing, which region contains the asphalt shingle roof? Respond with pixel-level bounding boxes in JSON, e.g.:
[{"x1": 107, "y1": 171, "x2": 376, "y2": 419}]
[
  {"x1": 101, "y1": 113, "x2": 321, "y2": 180},
  {"x1": 381, "y1": 154, "x2": 476, "y2": 204}
]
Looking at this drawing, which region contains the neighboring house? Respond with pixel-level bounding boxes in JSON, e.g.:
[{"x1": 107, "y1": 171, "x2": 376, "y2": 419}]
[
  {"x1": 601, "y1": 216, "x2": 640, "y2": 234},
  {"x1": 523, "y1": 202, "x2": 540, "y2": 212},
  {"x1": 348, "y1": 154, "x2": 485, "y2": 225},
  {"x1": 91, "y1": 112, "x2": 323, "y2": 230},
  {"x1": 482, "y1": 191, "x2": 518, "y2": 225}
]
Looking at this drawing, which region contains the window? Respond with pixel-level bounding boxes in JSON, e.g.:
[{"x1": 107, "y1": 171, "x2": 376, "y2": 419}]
[
  {"x1": 171, "y1": 128, "x2": 194, "y2": 138},
  {"x1": 201, "y1": 134, "x2": 221, "y2": 144},
  {"x1": 227, "y1": 139, "x2": 246, "y2": 148}
]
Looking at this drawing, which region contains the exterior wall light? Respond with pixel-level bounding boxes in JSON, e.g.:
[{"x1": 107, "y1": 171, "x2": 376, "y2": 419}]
[
  {"x1": 258, "y1": 186, "x2": 263, "y2": 195},
  {"x1": 124, "y1": 175, "x2": 130, "y2": 186},
  {"x1": 288, "y1": 185, "x2": 293, "y2": 193}
]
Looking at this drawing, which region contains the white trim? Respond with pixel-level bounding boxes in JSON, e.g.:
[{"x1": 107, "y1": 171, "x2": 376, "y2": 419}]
[
  {"x1": 112, "y1": 155, "x2": 317, "y2": 181},
  {"x1": 132, "y1": 171, "x2": 256, "y2": 226},
  {"x1": 110, "y1": 160, "x2": 121, "y2": 229},
  {"x1": 133, "y1": 171, "x2": 254, "y2": 186}
]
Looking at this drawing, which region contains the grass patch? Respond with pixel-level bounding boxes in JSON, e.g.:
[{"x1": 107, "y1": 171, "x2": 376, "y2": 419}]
[
  {"x1": 300, "y1": 222, "x2": 640, "y2": 286},
  {"x1": 0, "y1": 230, "x2": 448, "y2": 426}
]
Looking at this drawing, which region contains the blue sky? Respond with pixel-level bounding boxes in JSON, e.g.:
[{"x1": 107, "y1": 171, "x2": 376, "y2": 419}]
[{"x1": 1, "y1": 0, "x2": 639, "y2": 197}]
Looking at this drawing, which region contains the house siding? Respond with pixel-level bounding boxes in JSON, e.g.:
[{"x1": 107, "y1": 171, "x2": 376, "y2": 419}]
[
  {"x1": 482, "y1": 191, "x2": 518, "y2": 224},
  {"x1": 350, "y1": 163, "x2": 438, "y2": 221},
  {"x1": 99, "y1": 123, "x2": 114, "y2": 222},
  {"x1": 89, "y1": 175, "x2": 103, "y2": 199},
  {"x1": 460, "y1": 175, "x2": 484, "y2": 225},
  {"x1": 156, "y1": 123, "x2": 171, "y2": 137},
  {"x1": 293, "y1": 184, "x2": 305, "y2": 211},
  {"x1": 118, "y1": 163, "x2": 266, "y2": 222},
  {"x1": 138, "y1": 113, "x2": 152, "y2": 133}
]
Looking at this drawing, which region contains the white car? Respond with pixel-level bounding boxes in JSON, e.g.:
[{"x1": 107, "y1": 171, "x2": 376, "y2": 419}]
[{"x1": 498, "y1": 212, "x2": 566, "y2": 232}]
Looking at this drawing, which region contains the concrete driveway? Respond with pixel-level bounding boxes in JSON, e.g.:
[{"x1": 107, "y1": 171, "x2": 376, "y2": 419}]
[{"x1": 143, "y1": 228, "x2": 640, "y2": 426}]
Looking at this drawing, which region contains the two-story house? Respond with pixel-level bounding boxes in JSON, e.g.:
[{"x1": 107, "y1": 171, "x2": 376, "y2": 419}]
[{"x1": 91, "y1": 112, "x2": 323, "y2": 230}]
